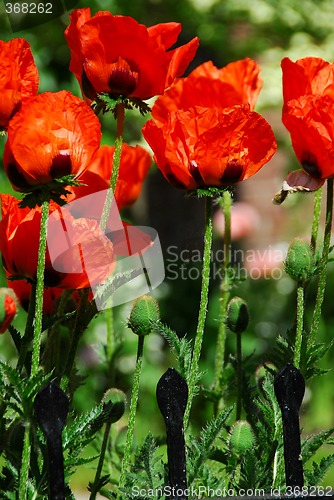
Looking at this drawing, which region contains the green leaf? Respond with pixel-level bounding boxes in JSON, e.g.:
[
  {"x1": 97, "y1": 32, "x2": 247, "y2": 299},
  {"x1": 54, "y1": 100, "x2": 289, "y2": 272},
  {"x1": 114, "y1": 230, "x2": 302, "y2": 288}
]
[
  {"x1": 187, "y1": 406, "x2": 234, "y2": 484},
  {"x1": 151, "y1": 320, "x2": 193, "y2": 382},
  {"x1": 302, "y1": 427, "x2": 334, "y2": 464}
]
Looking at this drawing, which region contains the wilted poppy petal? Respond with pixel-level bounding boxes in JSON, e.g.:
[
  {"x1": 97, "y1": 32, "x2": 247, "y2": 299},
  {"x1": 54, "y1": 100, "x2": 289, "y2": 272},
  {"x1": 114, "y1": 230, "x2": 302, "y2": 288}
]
[{"x1": 273, "y1": 169, "x2": 325, "y2": 205}]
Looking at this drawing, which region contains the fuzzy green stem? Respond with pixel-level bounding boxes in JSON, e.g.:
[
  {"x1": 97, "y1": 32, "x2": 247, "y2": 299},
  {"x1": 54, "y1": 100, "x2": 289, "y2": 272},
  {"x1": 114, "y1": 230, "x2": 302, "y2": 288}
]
[
  {"x1": 309, "y1": 179, "x2": 333, "y2": 347},
  {"x1": 19, "y1": 424, "x2": 31, "y2": 500},
  {"x1": 184, "y1": 197, "x2": 213, "y2": 427},
  {"x1": 214, "y1": 191, "x2": 232, "y2": 396},
  {"x1": 311, "y1": 187, "x2": 323, "y2": 253},
  {"x1": 236, "y1": 331, "x2": 242, "y2": 421},
  {"x1": 119, "y1": 335, "x2": 145, "y2": 491},
  {"x1": 100, "y1": 136, "x2": 123, "y2": 233},
  {"x1": 293, "y1": 286, "x2": 304, "y2": 369},
  {"x1": 101, "y1": 104, "x2": 124, "y2": 377},
  {"x1": 31, "y1": 200, "x2": 49, "y2": 377},
  {"x1": 89, "y1": 420, "x2": 112, "y2": 500}
]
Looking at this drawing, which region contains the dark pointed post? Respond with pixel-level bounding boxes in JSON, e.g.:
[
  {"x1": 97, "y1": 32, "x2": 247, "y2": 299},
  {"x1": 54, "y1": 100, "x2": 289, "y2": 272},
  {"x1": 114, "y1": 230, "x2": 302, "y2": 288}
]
[
  {"x1": 34, "y1": 382, "x2": 69, "y2": 500},
  {"x1": 274, "y1": 363, "x2": 305, "y2": 487},
  {"x1": 156, "y1": 368, "x2": 188, "y2": 500}
]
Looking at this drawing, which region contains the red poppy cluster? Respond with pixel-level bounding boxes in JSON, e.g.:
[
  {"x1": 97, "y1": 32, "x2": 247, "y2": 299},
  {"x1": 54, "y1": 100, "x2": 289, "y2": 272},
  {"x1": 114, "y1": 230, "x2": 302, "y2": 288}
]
[
  {"x1": 0, "y1": 7, "x2": 281, "y2": 330},
  {"x1": 282, "y1": 57, "x2": 334, "y2": 182}
]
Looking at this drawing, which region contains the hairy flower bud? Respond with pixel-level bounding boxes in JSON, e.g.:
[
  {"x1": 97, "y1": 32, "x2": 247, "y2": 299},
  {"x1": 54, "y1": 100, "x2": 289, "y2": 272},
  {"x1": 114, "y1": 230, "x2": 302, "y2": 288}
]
[
  {"x1": 0, "y1": 288, "x2": 17, "y2": 333},
  {"x1": 226, "y1": 297, "x2": 249, "y2": 334},
  {"x1": 229, "y1": 420, "x2": 255, "y2": 457},
  {"x1": 284, "y1": 238, "x2": 313, "y2": 284},
  {"x1": 128, "y1": 294, "x2": 160, "y2": 336}
]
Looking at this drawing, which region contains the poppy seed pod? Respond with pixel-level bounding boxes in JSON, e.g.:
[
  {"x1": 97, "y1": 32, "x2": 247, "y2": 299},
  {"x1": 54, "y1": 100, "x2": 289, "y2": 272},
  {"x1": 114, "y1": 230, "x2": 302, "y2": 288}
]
[
  {"x1": 128, "y1": 295, "x2": 160, "y2": 336},
  {"x1": 284, "y1": 238, "x2": 313, "y2": 284},
  {"x1": 226, "y1": 296, "x2": 249, "y2": 334},
  {"x1": 228, "y1": 420, "x2": 255, "y2": 458}
]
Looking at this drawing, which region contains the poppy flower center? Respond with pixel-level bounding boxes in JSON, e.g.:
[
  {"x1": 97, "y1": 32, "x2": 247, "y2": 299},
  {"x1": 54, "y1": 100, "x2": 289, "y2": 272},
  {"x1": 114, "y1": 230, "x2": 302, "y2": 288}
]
[
  {"x1": 50, "y1": 153, "x2": 73, "y2": 179},
  {"x1": 301, "y1": 152, "x2": 322, "y2": 179},
  {"x1": 108, "y1": 57, "x2": 138, "y2": 97},
  {"x1": 221, "y1": 159, "x2": 244, "y2": 184}
]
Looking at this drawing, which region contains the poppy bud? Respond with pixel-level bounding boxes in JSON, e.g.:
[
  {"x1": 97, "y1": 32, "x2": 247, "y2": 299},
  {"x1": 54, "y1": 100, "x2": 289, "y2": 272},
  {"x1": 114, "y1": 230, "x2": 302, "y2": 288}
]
[
  {"x1": 226, "y1": 297, "x2": 249, "y2": 334},
  {"x1": 128, "y1": 295, "x2": 160, "y2": 336},
  {"x1": 0, "y1": 288, "x2": 17, "y2": 333},
  {"x1": 228, "y1": 420, "x2": 255, "y2": 458},
  {"x1": 284, "y1": 238, "x2": 313, "y2": 284}
]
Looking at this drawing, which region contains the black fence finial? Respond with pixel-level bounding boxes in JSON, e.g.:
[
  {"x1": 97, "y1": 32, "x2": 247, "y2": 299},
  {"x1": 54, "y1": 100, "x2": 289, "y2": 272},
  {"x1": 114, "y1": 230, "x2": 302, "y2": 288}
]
[
  {"x1": 274, "y1": 363, "x2": 305, "y2": 488},
  {"x1": 156, "y1": 368, "x2": 188, "y2": 500},
  {"x1": 34, "y1": 381, "x2": 69, "y2": 500}
]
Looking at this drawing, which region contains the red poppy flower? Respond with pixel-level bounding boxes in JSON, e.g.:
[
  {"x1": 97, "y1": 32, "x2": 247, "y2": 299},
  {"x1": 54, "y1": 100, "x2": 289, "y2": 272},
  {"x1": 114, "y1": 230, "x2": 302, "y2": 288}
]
[
  {"x1": 281, "y1": 57, "x2": 334, "y2": 112},
  {"x1": 0, "y1": 194, "x2": 115, "y2": 289},
  {"x1": 67, "y1": 143, "x2": 152, "y2": 209},
  {"x1": 0, "y1": 38, "x2": 39, "y2": 131},
  {"x1": 3, "y1": 90, "x2": 101, "y2": 191},
  {"x1": 142, "y1": 104, "x2": 277, "y2": 190},
  {"x1": 152, "y1": 58, "x2": 262, "y2": 124},
  {"x1": 7, "y1": 277, "x2": 63, "y2": 316},
  {"x1": 282, "y1": 94, "x2": 334, "y2": 180},
  {"x1": 0, "y1": 288, "x2": 17, "y2": 333},
  {"x1": 64, "y1": 8, "x2": 199, "y2": 103}
]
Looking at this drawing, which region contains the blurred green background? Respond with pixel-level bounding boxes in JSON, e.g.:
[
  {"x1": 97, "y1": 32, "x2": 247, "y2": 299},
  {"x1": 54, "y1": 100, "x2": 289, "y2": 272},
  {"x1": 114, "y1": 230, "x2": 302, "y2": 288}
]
[{"x1": 1, "y1": 0, "x2": 334, "y2": 491}]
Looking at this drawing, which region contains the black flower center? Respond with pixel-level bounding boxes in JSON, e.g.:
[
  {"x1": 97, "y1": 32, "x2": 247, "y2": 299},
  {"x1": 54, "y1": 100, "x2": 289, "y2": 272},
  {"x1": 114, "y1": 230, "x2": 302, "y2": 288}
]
[{"x1": 221, "y1": 159, "x2": 244, "y2": 184}]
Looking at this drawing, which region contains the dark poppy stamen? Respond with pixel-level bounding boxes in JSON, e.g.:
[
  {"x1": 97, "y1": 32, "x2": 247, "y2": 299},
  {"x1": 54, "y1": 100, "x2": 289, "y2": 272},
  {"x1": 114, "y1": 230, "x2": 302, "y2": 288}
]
[
  {"x1": 50, "y1": 154, "x2": 72, "y2": 179},
  {"x1": 221, "y1": 159, "x2": 243, "y2": 184},
  {"x1": 108, "y1": 57, "x2": 138, "y2": 97}
]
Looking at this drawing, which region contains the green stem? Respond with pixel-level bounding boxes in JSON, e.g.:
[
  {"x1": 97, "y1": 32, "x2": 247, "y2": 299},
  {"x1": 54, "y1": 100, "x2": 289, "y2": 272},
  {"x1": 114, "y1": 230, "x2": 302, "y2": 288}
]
[
  {"x1": 236, "y1": 331, "x2": 242, "y2": 420},
  {"x1": 309, "y1": 179, "x2": 333, "y2": 347},
  {"x1": 19, "y1": 423, "x2": 31, "y2": 500},
  {"x1": 214, "y1": 191, "x2": 232, "y2": 397},
  {"x1": 31, "y1": 200, "x2": 49, "y2": 377},
  {"x1": 100, "y1": 104, "x2": 124, "y2": 368},
  {"x1": 100, "y1": 103, "x2": 124, "y2": 233},
  {"x1": 118, "y1": 335, "x2": 145, "y2": 491},
  {"x1": 311, "y1": 187, "x2": 323, "y2": 253},
  {"x1": 293, "y1": 285, "x2": 304, "y2": 369},
  {"x1": 184, "y1": 197, "x2": 213, "y2": 428},
  {"x1": 89, "y1": 420, "x2": 112, "y2": 500}
]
